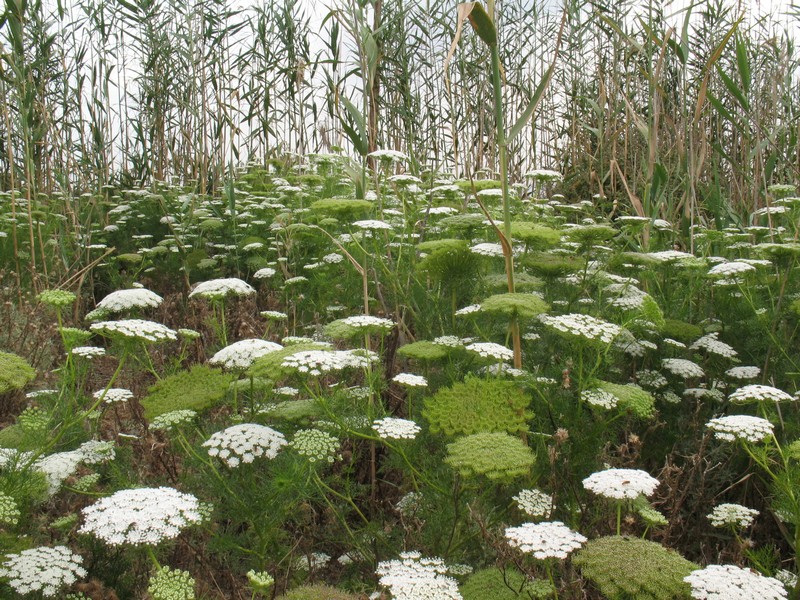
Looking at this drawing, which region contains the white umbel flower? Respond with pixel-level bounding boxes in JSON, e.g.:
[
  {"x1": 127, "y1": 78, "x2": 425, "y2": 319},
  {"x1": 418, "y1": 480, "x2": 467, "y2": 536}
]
[
  {"x1": 540, "y1": 313, "x2": 622, "y2": 344},
  {"x1": 707, "y1": 261, "x2": 757, "y2": 277},
  {"x1": 465, "y1": 341, "x2": 514, "y2": 362},
  {"x1": 661, "y1": 358, "x2": 705, "y2": 379},
  {"x1": 71, "y1": 346, "x2": 106, "y2": 358},
  {"x1": 90, "y1": 319, "x2": 177, "y2": 343},
  {"x1": 392, "y1": 373, "x2": 428, "y2": 388},
  {"x1": 340, "y1": 315, "x2": 395, "y2": 331},
  {"x1": 209, "y1": 339, "x2": 283, "y2": 370},
  {"x1": 725, "y1": 366, "x2": 761, "y2": 380},
  {"x1": 513, "y1": 489, "x2": 553, "y2": 519},
  {"x1": 707, "y1": 415, "x2": 774, "y2": 443},
  {"x1": 582, "y1": 468, "x2": 660, "y2": 500},
  {"x1": 728, "y1": 384, "x2": 793, "y2": 404},
  {"x1": 0, "y1": 546, "x2": 86, "y2": 597},
  {"x1": 253, "y1": 267, "x2": 277, "y2": 279},
  {"x1": 188, "y1": 278, "x2": 255, "y2": 300},
  {"x1": 581, "y1": 388, "x2": 618, "y2": 409},
  {"x1": 203, "y1": 424, "x2": 287, "y2": 468},
  {"x1": 352, "y1": 219, "x2": 394, "y2": 231},
  {"x1": 281, "y1": 349, "x2": 378, "y2": 376},
  {"x1": 708, "y1": 503, "x2": 759, "y2": 529},
  {"x1": 684, "y1": 565, "x2": 787, "y2": 600},
  {"x1": 93, "y1": 387, "x2": 134, "y2": 404},
  {"x1": 504, "y1": 521, "x2": 587, "y2": 559},
  {"x1": 376, "y1": 551, "x2": 462, "y2": 600},
  {"x1": 372, "y1": 417, "x2": 421, "y2": 440},
  {"x1": 690, "y1": 333, "x2": 738, "y2": 359},
  {"x1": 95, "y1": 288, "x2": 163, "y2": 313},
  {"x1": 470, "y1": 242, "x2": 505, "y2": 257},
  {"x1": 79, "y1": 487, "x2": 202, "y2": 546}
]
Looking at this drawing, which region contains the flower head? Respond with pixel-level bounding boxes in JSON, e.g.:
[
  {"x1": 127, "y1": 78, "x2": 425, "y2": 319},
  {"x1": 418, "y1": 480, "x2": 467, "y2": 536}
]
[
  {"x1": 376, "y1": 551, "x2": 462, "y2": 600},
  {"x1": 582, "y1": 468, "x2": 660, "y2": 500},
  {"x1": 79, "y1": 487, "x2": 202, "y2": 545},
  {"x1": 707, "y1": 415, "x2": 774, "y2": 443},
  {"x1": 505, "y1": 521, "x2": 586, "y2": 559},
  {"x1": 90, "y1": 319, "x2": 177, "y2": 343},
  {"x1": 209, "y1": 339, "x2": 283, "y2": 370},
  {"x1": 203, "y1": 424, "x2": 287, "y2": 468},
  {"x1": 372, "y1": 417, "x2": 421, "y2": 440},
  {"x1": 513, "y1": 489, "x2": 553, "y2": 519},
  {"x1": 0, "y1": 546, "x2": 86, "y2": 597},
  {"x1": 684, "y1": 564, "x2": 787, "y2": 599},
  {"x1": 708, "y1": 503, "x2": 759, "y2": 529},
  {"x1": 188, "y1": 278, "x2": 255, "y2": 300}
]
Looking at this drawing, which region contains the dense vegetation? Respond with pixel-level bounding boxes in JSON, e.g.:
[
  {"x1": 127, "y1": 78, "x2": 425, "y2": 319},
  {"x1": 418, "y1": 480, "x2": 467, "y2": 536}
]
[{"x1": 1, "y1": 0, "x2": 800, "y2": 598}]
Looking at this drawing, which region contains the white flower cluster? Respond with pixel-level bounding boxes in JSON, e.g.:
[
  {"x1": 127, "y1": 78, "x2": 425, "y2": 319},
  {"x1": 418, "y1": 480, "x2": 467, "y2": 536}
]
[
  {"x1": 203, "y1": 424, "x2": 287, "y2": 468},
  {"x1": 465, "y1": 342, "x2": 514, "y2": 362},
  {"x1": 260, "y1": 310, "x2": 287, "y2": 320},
  {"x1": 433, "y1": 335, "x2": 464, "y2": 347},
  {"x1": 252, "y1": 267, "x2": 276, "y2": 279},
  {"x1": 392, "y1": 373, "x2": 428, "y2": 388},
  {"x1": 281, "y1": 349, "x2": 378, "y2": 376},
  {"x1": 368, "y1": 149, "x2": 408, "y2": 162},
  {"x1": 725, "y1": 366, "x2": 760, "y2": 380},
  {"x1": 470, "y1": 242, "x2": 505, "y2": 257},
  {"x1": 372, "y1": 417, "x2": 421, "y2": 440},
  {"x1": 188, "y1": 277, "x2": 255, "y2": 299},
  {"x1": 504, "y1": 521, "x2": 587, "y2": 559},
  {"x1": 290, "y1": 429, "x2": 339, "y2": 463},
  {"x1": 71, "y1": 346, "x2": 106, "y2": 358},
  {"x1": 684, "y1": 565, "x2": 787, "y2": 600},
  {"x1": 95, "y1": 288, "x2": 163, "y2": 313},
  {"x1": 93, "y1": 387, "x2": 134, "y2": 404},
  {"x1": 708, "y1": 503, "x2": 759, "y2": 529},
  {"x1": 352, "y1": 219, "x2": 394, "y2": 231},
  {"x1": 90, "y1": 318, "x2": 177, "y2": 343},
  {"x1": 690, "y1": 332, "x2": 738, "y2": 359},
  {"x1": 0, "y1": 492, "x2": 20, "y2": 525},
  {"x1": 525, "y1": 168, "x2": 563, "y2": 181},
  {"x1": 581, "y1": 388, "x2": 618, "y2": 409},
  {"x1": 707, "y1": 415, "x2": 774, "y2": 443},
  {"x1": 0, "y1": 546, "x2": 86, "y2": 597},
  {"x1": 647, "y1": 250, "x2": 696, "y2": 263},
  {"x1": 661, "y1": 358, "x2": 705, "y2": 379},
  {"x1": 582, "y1": 468, "x2": 660, "y2": 500},
  {"x1": 376, "y1": 551, "x2": 462, "y2": 600},
  {"x1": 150, "y1": 409, "x2": 197, "y2": 431},
  {"x1": 455, "y1": 304, "x2": 482, "y2": 316},
  {"x1": 540, "y1": 313, "x2": 622, "y2": 344},
  {"x1": 513, "y1": 488, "x2": 553, "y2": 519},
  {"x1": 396, "y1": 491, "x2": 423, "y2": 515},
  {"x1": 728, "y1": 384, "x2": 793, "y2": 404},
  {"x1": 79, "y1": 487, "x2": 202, "y2": 545},
  {"x1": 636, "y1": 369, "x2": 668, "y2": 389},
  {"x1": 707, "y1": 261, "x2": 757, "y2": 277},
  {"x1": 209, "y1": 339, "x2": 283, "y2": 370},
  {"x1": 147, "y1": 566, "x2": 196, "y2": 600},
  {"x1": 341, "y1": 315, "x2": 395, "y2": 331}
]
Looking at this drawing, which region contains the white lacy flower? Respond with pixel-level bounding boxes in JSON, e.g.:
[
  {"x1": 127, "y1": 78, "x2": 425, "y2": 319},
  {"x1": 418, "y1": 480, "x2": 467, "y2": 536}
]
[
  {"x1": 0, "y1": 546, "x2": 86, "y2": 597},
  {"x1": 525, "y1": 169, "x2": 563, "y2": 181},
  {"x1": 433, "y1": 335, "x2": 463, "y2": 347},
  {"x1": 71, "y1": 346, "x2": 106, "y2": 358},
  {"x1": 455, "y1": 304, "x2": 482, "y2": 316},
  {"x1": 253, "y1": 267, "x2": 276, "y2": 279},
  {"x1": 188, "y1": 278, "x2": 255, "y2": 300},
  {"x1": 341, "y1": 315, "x2": 395, "y2": 331},
  {"x1": 203, "y1": 424, "x2": 287, "y2": 468},
  {"x1": 646, "y1": 250, "x2": 696, "y2": 262},
  {"x1": 376, "y1": 551, "x2": 462, "y2": 600},
  {"x1": 540, "y1": 313, "x2": 622, "y2": 344},
  {"x1": 465, "y1": 342, "x2": 514, "y2": 362},
  {"x1": 582, "y1": 468, "x2": 660, "y2": 500},
  {"x1": 684, "y1": 565, "x2": 787, "y2": 600},
  {"x1": 504, "y1": 521, "x2": 586, "y2": 559},
  {"x1": 368, "y1": 149, "x2": 408, "y2": 162},
  {"x1": 725, "y1": 366, "x2": 761, "y2": 380},
  {"x1": 513, "y1": 489, "x2": 553, "y2": 519},
  {"x1": 691, "y1": 332, "x2": 738, "y2": 358},
  {"x1": 388, "y1": 174, "x2": 422, "y2": 185},
  {"x1": 95, "y1": 288, "x2": 163, "y2": 313},
  {"x1": 94, "y1": 387, "x2": 134, "y2": 404},
  {"x1": 290, "y1": 429, "x2": 339, "y2": 463},
  {"x1": 79, "y1": 487, "x2": 202, "y2": 545},
  {"x1": 281, "y1": 349, "x2": 378, "y2": 376},
  {"x1": 150, "y1": 409, "x2": 197, "y2": 431},
  {"x1": 636, "y1": 369, "x2": 668, "y2": 390},
  {"x1": 707, "y1": 261, "x2": 756, "y2": 277},
  {"x1": 707, "y1": 415, "x2": 774, "y2": 443},
  {"x1": 581, "y1": 388, "x2": 618, "y2": 409},
  {"x1": 90, "y1": 319, "x2": 177, "y2": 343},
  {"x1": 352, "y1": 219, "x2": 394, "y2": 231},
  {"x1": 661, "y1": 358, "x2": 705, "y2": 378},
  {"x1": 392, "y1": 373, "x2": 428, "y2": 388},
  {"x1": 372, "y1": 417, "x2": 421, "y2": 440},
  {"x1": 728, "y1": 384, "x2": 793, "y2": 404},
  {"x1": 209, "y1": 339, "x2": 283, "y2": 370},
  {"x1": 470, "y1": 242, "x2": 505, "y2": 257},
  {"x1": 708, "y1": 503, "x2": 759, "y2": 528}
]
